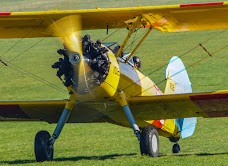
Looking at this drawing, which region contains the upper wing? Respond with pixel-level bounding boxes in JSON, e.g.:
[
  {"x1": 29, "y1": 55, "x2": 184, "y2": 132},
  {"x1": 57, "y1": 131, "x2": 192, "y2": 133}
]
[
  {"x1": 0, "y1": 2, "x2": 228, "y2": 38},
  {"x1": 128, "y1": 90, "x2": 228, "y2": 120}
]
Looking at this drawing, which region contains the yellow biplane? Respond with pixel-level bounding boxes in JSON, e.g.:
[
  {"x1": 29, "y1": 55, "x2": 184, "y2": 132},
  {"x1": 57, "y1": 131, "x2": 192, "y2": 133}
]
[{"x1": 0, "y1": 1, "x2": 227, "y2": 162}]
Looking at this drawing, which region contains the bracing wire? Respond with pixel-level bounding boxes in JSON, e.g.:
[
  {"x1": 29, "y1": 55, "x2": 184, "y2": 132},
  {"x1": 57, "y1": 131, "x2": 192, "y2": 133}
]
[
  {"x1": 128, "y1": 29, "x2": 138, "y2": 53},
  {"x1": 133, "y1": 42, "x2": 227, "y2": 96},
  {"x1": 2, "y1": 59, "x2": 68, "y2": 95},
  {"x1": 0, "y1": 21, "x2": 44, "y2": 59},
  {"x1": 123, "y1": 29, "x2": 148, "y2": 52},
  {"x1": 122, "y1": 29, "x2": 227, "y2": 94},
  {"x1": 102, "y1": 29, "x2": 121, "y2": 42},
  {"x1": 0, "y1": 31, "x2": 68, "y2": 94},
  {"x1": 7, "y1": 34, "x2": 53, "y2": 63}
]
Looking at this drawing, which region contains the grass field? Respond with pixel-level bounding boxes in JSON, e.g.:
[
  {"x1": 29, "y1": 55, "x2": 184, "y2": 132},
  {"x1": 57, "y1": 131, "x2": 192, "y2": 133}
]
[{"x1": 0, "y1": 0, "x2": 228, "y2": 165}]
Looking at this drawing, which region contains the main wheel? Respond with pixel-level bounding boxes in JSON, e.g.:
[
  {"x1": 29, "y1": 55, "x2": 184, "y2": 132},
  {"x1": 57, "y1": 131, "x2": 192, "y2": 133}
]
[
  {"x1": 140, "y1": 125, "x2": 159, "y2": 157},
  {"x1": 172, "y1": 143, "x2": 180, "y2": 153},
  {"x1": 34, "y1": 130, "x2": 54, "y2": 162}
]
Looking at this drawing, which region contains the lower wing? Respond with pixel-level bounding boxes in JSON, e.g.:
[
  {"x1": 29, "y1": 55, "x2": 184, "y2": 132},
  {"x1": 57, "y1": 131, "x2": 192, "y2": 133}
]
[
  {"x1": 129, "y1": 90, "x2": 228, "y2": 120},
  {"x1": 0, "y1": 90, "x2": 227, "y2": 124},
  {"x1": 0, "y1": 100, "x2": 116, "y2": 124}
]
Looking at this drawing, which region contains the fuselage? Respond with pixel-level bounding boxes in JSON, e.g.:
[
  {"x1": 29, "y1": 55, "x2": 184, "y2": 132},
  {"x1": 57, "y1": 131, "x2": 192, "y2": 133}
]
[
  {"x1": 71, "y1": 43, "x2": 179, "y2": 139},
  {"x1": 75, "y1": 42, "x2": 163, "y2": 100}
]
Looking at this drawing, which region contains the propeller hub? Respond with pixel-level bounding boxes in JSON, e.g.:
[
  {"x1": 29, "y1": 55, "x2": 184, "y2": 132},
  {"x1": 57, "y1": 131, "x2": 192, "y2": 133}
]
[{"x1": 69, "y1": 53, "x2": 81, "y2": 64}]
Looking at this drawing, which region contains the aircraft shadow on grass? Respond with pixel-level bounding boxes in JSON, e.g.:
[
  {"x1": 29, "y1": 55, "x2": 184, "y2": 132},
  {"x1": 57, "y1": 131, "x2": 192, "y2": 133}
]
[
  {"x1": 0, "y1": 153, "x2": 137, "y2": 164},
  {"x1": 1, "y1": 152, "x2": 228, "y2": 164},
  {"x1": 159, "y1": 152, "x2": 228, "y2": 157},
  {"x1": 55, "y1": 153, "x2": 137, "y2": 162},
  {"x1": 174, "y1": 152, "x2": 228, "y2": 157}
]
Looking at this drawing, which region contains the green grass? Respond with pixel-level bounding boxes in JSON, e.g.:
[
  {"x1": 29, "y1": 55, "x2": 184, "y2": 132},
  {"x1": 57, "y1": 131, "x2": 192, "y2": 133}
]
[
  {"x1": 0, "y1": 0, "x2": 227, "y2": 165},
  {"x1": 0, "y1": 119, "x2": 227, "y2": 165}
]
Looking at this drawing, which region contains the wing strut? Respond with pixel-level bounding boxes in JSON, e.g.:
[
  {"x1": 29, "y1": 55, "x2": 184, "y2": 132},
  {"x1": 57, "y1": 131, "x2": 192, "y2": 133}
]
[
  {"x1": 115, "y1": 16, "x2": 141, "y2": 58},
  {"x1": 124, "y1": 14, "x2": 155, "y2": 63},
  {"x1": 115, "y1": 14, "x2": 154, "y2": 63},
  {"x1": 125, "y1": 27, "x2": 152, "y2": 62}
]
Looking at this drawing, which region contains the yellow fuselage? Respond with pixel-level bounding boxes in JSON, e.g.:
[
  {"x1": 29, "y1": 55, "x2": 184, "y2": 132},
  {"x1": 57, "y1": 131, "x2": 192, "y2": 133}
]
[{"x1": 75, "y1": 48, "x2": 179, "y2": 138}]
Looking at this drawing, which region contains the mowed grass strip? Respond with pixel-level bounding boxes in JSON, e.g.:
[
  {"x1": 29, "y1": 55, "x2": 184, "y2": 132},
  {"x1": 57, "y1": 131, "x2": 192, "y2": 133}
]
[{"x1": 0, "y1": 0, "x2": 227, "y2": 165}]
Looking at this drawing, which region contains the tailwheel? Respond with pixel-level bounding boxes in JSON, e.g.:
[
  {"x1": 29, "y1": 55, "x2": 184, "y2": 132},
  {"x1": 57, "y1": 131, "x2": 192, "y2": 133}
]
[
  {"x1": 34, "y1": 130, "x2": 54, "y2": 162},
  {"x1": 140, "y1": 125, "x2": 159, "y2": 157},
  {"x1": 172, "y1": 143, "x2": 180, "y2": 154}
]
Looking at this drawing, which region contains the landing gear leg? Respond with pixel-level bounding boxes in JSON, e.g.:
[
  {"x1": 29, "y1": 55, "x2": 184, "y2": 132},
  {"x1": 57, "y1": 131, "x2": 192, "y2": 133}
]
[
  {"x1": 117, "y1": 91, "x2": 140, "y2": 141},
  {"x1": 34, "y1": 87, "x2": 76, "y2": 162},
  {"x1": 117, "y1": 91, "x2": 160, "y2": 157}
]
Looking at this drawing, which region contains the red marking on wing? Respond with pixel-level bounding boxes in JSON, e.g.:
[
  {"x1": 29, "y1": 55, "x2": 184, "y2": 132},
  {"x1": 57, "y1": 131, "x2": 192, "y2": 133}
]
[
  {"x1": 152, "y1": 120, "x2": 163, "y2": 128},
  {"x1": 190, "y1": 93, "x2": 228, "y2": 117},
  {"x1": 152, "y1": 23, "x2": 160, "y2": 27},
  {"x1": 154, "y1": 85, "x2": 163, "y2": 95},
  {"x1": 191, "y1": 93, "x2": 228, "y2": 100},
  {"x1": 0, "y1": 105, "x2": 30, "y2": 118},
  {"x1": 0, "y1": 12, "x2": 11, "y2": 16},
  {"x1": 180, "y1": 2, "x2": 224, "y2": 7}
]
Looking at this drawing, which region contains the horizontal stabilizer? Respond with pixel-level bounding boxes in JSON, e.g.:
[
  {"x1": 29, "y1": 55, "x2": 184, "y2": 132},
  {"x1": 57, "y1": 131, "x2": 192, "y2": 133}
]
[{"x1": 175, "y1": 117, "x2": 197, "y2": 138}]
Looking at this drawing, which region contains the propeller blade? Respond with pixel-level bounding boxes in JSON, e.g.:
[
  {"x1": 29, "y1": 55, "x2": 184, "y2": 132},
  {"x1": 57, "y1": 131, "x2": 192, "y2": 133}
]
[{"x1": 49, "y1": 15, "x2": 91, "y2": 94}]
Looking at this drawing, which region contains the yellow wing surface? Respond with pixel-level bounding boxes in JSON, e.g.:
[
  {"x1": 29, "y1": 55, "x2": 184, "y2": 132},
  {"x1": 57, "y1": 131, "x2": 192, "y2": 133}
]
[
  {"x1": 0, "y1": 91, "x2": 227, "y2": 125},
  {"x1": 129, "y1": 90, "x2": 228, "y2": 121},
  {"x1": 0, "y1": 100, "x2": 118, "y2": 124},
  {"x1": 0, "y1": 2, "x2": 228, "y2": 38}
]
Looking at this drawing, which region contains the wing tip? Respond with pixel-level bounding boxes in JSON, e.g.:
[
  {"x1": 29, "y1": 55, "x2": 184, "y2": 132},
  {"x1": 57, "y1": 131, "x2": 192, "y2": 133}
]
[
  {"x1": 180, "y1": 2, "x2": 224, "y2": 8},
  {"x1": 0, "y1": 12, "x2": 11, "y2": 16}
]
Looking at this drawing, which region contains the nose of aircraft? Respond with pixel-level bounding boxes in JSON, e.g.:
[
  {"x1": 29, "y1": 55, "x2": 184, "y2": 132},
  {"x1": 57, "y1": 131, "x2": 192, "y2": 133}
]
[{"x1": 50, "y1": 15, "x2": 92, "y2": 94}]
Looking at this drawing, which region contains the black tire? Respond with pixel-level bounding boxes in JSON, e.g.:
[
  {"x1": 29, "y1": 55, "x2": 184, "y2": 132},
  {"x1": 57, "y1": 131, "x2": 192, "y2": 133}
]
[
  {"x1": 140, "y1": 125, "x2": 159, "y2": 157},
  {"x1": 172, "y1": 143, "x2": 180, "y2": 153},
  {"x1": 34, "y1": 130, "x2": 54, "y2": 162}
]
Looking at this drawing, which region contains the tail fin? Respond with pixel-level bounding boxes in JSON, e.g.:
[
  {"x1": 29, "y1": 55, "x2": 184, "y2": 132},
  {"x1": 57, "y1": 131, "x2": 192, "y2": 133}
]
[
  {"x1": 165, "y1": 56, "x2": 197, "y2": 139},
  {"x1": 165, "y1": 56, "x2": 192, "y2": 94}
]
